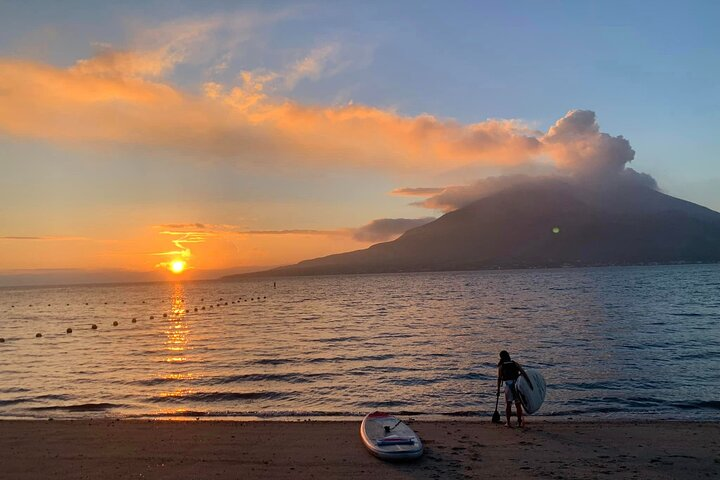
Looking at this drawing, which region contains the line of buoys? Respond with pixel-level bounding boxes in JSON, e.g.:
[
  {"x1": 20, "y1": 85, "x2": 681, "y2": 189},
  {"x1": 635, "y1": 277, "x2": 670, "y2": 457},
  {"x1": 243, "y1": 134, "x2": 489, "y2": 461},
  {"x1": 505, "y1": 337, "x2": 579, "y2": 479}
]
[{"x1": 3, "y1": 293, "x2": 274, "y2": 343}]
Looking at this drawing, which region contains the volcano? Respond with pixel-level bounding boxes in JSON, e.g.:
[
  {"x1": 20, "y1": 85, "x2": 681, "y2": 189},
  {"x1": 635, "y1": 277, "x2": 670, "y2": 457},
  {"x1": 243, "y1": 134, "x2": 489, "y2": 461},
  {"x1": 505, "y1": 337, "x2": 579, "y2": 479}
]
[{"x1": 225, "y1": 179, "x2": 720, "y2": 278}]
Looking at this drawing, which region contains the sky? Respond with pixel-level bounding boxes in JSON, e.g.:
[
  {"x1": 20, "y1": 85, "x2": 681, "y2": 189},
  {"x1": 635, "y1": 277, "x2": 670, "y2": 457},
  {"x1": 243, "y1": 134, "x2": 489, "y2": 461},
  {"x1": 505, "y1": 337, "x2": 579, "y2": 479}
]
[{"x1": 1, "y1": 0, "x2": 718, "y2": 285}]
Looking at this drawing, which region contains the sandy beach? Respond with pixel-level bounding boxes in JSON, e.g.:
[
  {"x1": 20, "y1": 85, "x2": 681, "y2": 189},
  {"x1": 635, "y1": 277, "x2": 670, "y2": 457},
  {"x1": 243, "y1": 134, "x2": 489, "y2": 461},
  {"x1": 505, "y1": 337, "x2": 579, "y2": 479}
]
[{"x1": 0, "y1": 419, "x2": 717, "y2": 479}]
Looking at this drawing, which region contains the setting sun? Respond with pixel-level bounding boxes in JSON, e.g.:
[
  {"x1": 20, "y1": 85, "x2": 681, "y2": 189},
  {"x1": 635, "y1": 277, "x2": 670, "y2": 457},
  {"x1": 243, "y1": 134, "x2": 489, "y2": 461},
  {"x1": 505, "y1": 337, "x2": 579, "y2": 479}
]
[{"x1": 169, "y1": 260, "x2": 186, "y2": 274}]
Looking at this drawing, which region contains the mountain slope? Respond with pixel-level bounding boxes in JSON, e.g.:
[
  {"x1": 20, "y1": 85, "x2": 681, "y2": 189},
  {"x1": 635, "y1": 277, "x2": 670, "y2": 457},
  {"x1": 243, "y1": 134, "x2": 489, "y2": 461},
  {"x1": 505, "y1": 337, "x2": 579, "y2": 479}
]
[{"x1": 226, "y1": 180, "x2": 720, "y2": 278}]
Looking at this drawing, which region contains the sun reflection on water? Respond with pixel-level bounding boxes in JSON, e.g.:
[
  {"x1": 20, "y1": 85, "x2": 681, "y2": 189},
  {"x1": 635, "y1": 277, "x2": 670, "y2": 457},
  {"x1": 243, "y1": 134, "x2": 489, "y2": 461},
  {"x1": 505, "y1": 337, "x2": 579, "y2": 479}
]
[{"x1": 158, "y1": 284, "x2": 199, "y2": 405}]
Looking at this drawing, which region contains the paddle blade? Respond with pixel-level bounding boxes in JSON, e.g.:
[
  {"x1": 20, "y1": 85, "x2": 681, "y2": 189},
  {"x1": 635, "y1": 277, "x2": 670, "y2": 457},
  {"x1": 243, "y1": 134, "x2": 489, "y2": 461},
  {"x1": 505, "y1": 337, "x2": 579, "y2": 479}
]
[{"x1": 491, "y1": 410, "x2": 501, "y2": 423}]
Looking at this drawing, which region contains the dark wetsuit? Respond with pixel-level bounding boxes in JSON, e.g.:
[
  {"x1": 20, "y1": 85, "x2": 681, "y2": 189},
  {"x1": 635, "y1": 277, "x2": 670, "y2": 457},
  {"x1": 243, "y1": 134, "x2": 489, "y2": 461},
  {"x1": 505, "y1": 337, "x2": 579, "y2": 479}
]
[{"x1": 499, "y1": 360, "x2": 521, "y2": 402}]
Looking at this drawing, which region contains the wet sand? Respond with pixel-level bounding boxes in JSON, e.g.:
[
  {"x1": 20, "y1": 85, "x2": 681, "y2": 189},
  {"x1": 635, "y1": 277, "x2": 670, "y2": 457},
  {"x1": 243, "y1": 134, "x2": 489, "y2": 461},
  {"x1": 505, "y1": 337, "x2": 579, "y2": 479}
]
[{"x1": 0, "y1": 419, "x2": 718, "y2": 479}]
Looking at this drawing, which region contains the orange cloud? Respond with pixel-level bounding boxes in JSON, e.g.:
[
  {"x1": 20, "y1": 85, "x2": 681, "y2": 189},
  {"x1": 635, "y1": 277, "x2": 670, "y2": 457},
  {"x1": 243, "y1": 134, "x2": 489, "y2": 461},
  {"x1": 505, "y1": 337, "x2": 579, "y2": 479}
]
[{"x1": 0, "y1": 49, "x2": 546, "y2": 171}]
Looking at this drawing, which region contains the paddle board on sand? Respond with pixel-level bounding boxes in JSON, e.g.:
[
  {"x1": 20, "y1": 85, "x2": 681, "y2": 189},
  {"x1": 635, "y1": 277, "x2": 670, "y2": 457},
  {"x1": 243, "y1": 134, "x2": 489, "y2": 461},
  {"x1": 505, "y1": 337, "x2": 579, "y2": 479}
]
[
  {"x1": 515, "y1": 368, "x2": 546, "y2": 414},
  {"x1": 360, "y1": 412, "x2": 423, "y2": 460}
]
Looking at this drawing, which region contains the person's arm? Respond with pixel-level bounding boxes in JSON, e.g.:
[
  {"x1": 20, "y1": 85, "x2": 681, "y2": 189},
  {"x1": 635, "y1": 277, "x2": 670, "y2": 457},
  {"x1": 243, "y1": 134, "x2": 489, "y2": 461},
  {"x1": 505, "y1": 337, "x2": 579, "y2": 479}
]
[
  {"x1": 517, "y1": 362, "x2": 533, "y2": 390},
  {"x1": 497, "y1": 366, "x2": 503, "y2": 391}
]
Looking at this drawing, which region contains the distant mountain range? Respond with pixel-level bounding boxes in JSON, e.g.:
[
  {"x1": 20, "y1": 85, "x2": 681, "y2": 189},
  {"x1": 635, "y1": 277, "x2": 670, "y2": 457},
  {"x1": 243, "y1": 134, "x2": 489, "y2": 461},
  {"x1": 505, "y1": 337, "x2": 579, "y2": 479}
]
[{"x1": 224, "y1": 179, "x2": 720, "y2": 279}]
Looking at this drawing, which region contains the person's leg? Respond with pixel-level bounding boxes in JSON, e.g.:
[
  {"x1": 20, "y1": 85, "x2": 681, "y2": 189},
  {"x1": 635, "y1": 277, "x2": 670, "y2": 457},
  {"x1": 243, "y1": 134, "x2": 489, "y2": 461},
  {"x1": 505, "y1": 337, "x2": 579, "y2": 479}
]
[
  {"x1": 515, "y1": 401, "x2": 524, "y2": 427},
  {"x1": 505, "y1": 401, "x2": 513, "y2": 427}
]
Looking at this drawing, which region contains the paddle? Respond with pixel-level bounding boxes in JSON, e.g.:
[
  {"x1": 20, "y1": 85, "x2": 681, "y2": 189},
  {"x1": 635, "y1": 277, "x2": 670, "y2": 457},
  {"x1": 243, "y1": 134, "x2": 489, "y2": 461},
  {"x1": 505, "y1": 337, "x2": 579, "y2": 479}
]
[{"x1": 491, "y1": 385, "x2": 501, "y2": 423}]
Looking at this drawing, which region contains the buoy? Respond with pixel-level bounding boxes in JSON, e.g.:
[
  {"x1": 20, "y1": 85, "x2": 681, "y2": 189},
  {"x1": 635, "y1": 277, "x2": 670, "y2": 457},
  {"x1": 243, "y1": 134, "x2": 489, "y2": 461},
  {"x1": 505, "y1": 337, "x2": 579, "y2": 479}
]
[
  {"x1": 35, "y1": 333, "x2": 42, "y2": 338},
  {"x1": 150, "y1": 315, "x2": 154, "y2": 320},
  {"x1": 132, "y1": 318, "x2": 137, "y2": 323},
  {"x1": 194, "y1": 308, "x2": 198, "y2": 312},
  {"x1": 91, "y1": 324, "x2": 98, "y2": 330},
  {"x1": 48, "y1": 304, "x2": 51, "y2": 306},
  {"x1": 163, "y1": 313, "x2": 167, "y2": 318},
  {"x1": 113, "y1": 321, "x2": 118, "y2": 326},
  {"x1": 66, "y1": 328, "x2": 72, "y2": 334}
]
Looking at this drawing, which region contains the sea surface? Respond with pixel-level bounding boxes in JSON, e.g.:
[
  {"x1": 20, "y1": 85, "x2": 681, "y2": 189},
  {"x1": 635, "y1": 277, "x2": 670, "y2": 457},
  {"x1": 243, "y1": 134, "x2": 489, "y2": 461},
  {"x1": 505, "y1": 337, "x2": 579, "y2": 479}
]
[{"x1": 1, "y1": 265, "x2": 719, "y2": 421}]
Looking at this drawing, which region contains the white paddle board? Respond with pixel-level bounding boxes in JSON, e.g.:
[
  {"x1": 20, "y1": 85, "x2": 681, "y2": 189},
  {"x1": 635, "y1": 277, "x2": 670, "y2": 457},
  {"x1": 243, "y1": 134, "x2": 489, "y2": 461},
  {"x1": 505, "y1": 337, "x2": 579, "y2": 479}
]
[
  {"x1": 360, "y1": 411, "x2": 423, "y2": 460},
  {"x1": 515, "y1": 368, "x2": 546, "y2": 414}
]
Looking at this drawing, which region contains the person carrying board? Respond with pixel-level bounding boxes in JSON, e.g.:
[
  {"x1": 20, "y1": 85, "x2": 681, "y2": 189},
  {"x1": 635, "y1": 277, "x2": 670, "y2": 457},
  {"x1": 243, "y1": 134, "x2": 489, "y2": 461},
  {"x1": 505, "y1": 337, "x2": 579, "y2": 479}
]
[{"x1": 497, "y1": 350, "x2": 533, "y2": 428}]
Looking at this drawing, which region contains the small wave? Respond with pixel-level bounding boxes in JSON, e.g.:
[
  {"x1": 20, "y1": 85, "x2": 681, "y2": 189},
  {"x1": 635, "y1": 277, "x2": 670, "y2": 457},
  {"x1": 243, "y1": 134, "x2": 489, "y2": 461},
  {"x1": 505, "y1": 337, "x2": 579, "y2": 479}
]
[
  {"x1": 0, "y1": 398, "x2": 31, "y2": 407},
  {"x1": 357, "y1": 400, "x2": 412, "y2": 409},
  {"x1": 311, "y1": 336, "x2": 361, "y2": 343},
  {"x1": 307, "y1": 353, "x2": 395, "y2": 364},
  {"x1": 670, "y1": 400, "x2": 720, "y2": 410},
  {"x1": 249, "y1": 358, "x2": 296, "y2": 366},
  {"x1": 670, "y1": 312, "x2": 704, "y2": 317},
  {"x1": 209, "y1": 372, "x2": 335, "y2": 385},
  {"x1": 0, "y1": 387, "x2": 30, "y2": 394},
  {"x1": 392, "y1": 377, "x2": 441, "y2": 386},
  {"x1": 348, "y1": 365, "x2": 420, "y2": 375},
  {"x1": 133, "y1": 410, "x2": 362, "y2": 419},
  {"x1": 559, "y1": 381, "x2": 625, "y2": 391},
  {"x1": 677, "y1": 351, "x2": 720, "y2": 360},
  {"x1": 29, "y1": 402, "x2": 121, "y2": 412},
  {"x1": 149, "y1": 391, "x2": 292, "y2": 403}
]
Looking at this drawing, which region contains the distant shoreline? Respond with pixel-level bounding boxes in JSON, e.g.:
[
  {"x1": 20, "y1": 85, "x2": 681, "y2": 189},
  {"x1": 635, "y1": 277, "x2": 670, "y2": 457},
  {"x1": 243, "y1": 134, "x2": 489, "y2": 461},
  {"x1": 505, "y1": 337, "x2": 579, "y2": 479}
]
[{"x1": 221, "y1": 259, "x2": 720, "y2": 281}]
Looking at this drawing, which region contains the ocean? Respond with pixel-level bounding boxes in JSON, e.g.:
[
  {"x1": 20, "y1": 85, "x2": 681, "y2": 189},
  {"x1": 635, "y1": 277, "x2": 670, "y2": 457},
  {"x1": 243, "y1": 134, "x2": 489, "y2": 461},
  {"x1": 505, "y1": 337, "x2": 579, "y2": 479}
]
[{"x1": 1, "y1": 264, "x2": 719, "y2": 420}]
